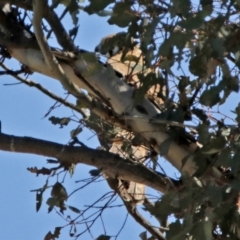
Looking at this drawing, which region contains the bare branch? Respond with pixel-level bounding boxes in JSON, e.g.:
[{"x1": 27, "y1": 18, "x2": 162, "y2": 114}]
[
  {"x1": 124, "y1": 203, "x2": 166, "y2": 240},
  {"x1": 32, "y1": 0, "x2": 83, "y2": 100},
  {"x1": 0, "y1": 0, "x2": 76, "y2": 50},
  {"x1": 0, "y1": 132, "x2": 178, "y2": 193},
  {"x1": 0, "y1": 62, "x2": 89, "y2": 117},
  {"x1": 106, "y1": 177, "x2": 166, "y2": 240}
]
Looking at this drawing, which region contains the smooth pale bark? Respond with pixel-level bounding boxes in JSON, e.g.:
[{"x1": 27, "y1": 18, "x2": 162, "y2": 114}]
[
  {"x1": 0, "y1": 0, "x2": 200, "y2": 177},
  {"x1": 7, "y1": 45, "x2": 198, "y2": 176}
]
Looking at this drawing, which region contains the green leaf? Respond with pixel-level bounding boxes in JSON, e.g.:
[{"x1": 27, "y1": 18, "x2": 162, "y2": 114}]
[
  {"x1": 200, "y1": 86, "x2": 221, "y2": 107},
  {"x1": 231, "y1": 149, "x2": 240, "y2": 175},
  {"x1": 49, "y1": 116, "x2": 70, "y2": 128},
  {"x1": 108, "y1": 2, "x2": 137, "y2": 27},
  {"x1": 201, "y1": 135, "x2": 226, "y2": 154},
  {"x1": 139, "y1": 231, "x2": 147, "y2": 240},
  {"x1": 153, "y1": 193, "x2": 180, "y2": 221},
  {"x1": 96, "y1": 235, "x2": 111, "y2": 240},
  {"x1": 89, "y1": 169, "x2": 102, "y2": 176},
  {"x1": 196, "y1": 123, "x2": 210, "y2": 145},
  {"x1": 36, "y1": 191, "x2": 43, "y2": 212},
  {"x1": 44, "y1": 227, "x2": 61, "y2": 240},
  {"x1": 166, "y1": 220, "x2": 182, "y2": 239},
  {"x1": 69, "y1": 25, "x2": 79, "y2": 40},
  {"x1": 171, "y1": 0, "x2": 191, "y2": 17},
  {"x1": 159, "y1": 31, "x2": 193, "y2": 57},
  {"x1": 234, "y1": 103, "x2": 240, "y2": 124},
  {"x1": 178, "y1": 13, "x2": 205, "y2": 30},
  {"x1": 46, "y1": 197, "x2": 59, "y2": 213},
  {"x1": 59, "y1": 0, "x2": 79, "y2": 25},
  {"x1": 214, "y1": 148, "x2": 232, "y2": 168},
  {"x1": 189, "y1": 56, "x2": 207, "y2": 77},
  {"x1": 204, "y1": 184, "x2": 222, "y2": 207},
  {"x1": 84, "y1": 0, "x2": 114, "y2": 14},
  {"x1": 68, "y1": 205, "x2": 81, "y2": 214},
  {"x1": 51, "y1": 182, "x2": 68, "y2": 201},
  {"x1": 190, "y1": 219, "x2": 212, "y2": 240},
  {"x1": 70, "y1": 127, "x2": 82, "y2": 138}
]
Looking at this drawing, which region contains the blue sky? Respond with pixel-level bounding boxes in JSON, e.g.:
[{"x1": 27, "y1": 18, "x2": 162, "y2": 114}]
[
  {"x1": 0, "y1": 4, "x2": 165, "y2": 240},
  {"x1": 0, "y1": 2, "x2": 239, "y2": 240}
]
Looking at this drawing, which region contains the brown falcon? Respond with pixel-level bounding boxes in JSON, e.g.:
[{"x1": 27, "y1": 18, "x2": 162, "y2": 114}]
[{"x1": 95, "y1": 33, "x2": 165, "y2": 204}]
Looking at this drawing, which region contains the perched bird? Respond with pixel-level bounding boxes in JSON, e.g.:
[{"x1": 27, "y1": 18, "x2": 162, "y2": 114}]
[
  {"x1": 106, "y1": 130, "x2": 147, "y2": 205},
  {"x1": 95, "y1": 33, "x2": 166, "y2": 204},
  {"x1": 95, "y1": 32, "x2": 165, "y2": 110}
]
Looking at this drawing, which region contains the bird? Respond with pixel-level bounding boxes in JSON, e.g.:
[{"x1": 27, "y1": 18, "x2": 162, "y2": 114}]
[
  {"x1": 95, "y1": 33, "x2": 166, "y2": 204},
  {"x1": 95, "y1": 32, "x2": 166, "y2": 110}
]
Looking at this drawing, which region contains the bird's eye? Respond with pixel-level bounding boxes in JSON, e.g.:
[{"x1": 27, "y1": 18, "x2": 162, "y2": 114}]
[{"x1": 112, "y1": 46, "x2": 120, "y2": 55}]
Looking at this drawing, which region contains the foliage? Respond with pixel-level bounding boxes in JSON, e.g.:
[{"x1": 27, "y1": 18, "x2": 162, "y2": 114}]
[{"x1": 1, "y1": 0, "x2": 240, "y2": 239}]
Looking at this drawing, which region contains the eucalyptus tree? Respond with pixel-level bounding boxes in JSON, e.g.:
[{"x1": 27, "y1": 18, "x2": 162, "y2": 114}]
[{"x1": 0, "y1": 1, "x2": 240, "y2": 239}]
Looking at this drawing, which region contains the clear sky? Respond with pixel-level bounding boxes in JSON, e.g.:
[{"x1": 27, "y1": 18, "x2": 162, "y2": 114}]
[
  {"x1": 0, "y1": 2, "x2": 239, "y2": 240},
  {"x1": 0, "y1": 4, "x2": 165, "y2": 240}
]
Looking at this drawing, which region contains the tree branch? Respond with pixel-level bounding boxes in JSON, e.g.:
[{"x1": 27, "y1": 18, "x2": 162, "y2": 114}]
[
  {"x1": 0, "y1": 0, "x2": 77, "y2": 51},
  {"x1": 32, "y1": 0, "x2": 86, "y2": 100},
  {"x1": 124, "y1": 203, "x2": 166, "y2": 240},
  {"x1": 0, "y1": 1, "x2": 201, "y2": 178},
  {"x1": 0, "y1": 132, "x2": 178, "y2": 193},
  {"x1": 106, "y1": 177, "x2": 166, "y2": 239}
]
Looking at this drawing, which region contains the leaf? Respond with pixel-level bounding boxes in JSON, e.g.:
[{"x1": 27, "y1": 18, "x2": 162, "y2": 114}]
[
  {"x1": 231, "y1": 149, "x2": 240, "y2": 175},
  {"x1": 69, "y1": 25, "x2": 79, "y2": 40},
  {"x1": 27, "y1": 167, "x2": 52, "y2": 176},
  {"x1": 46, "y1": 197, "x2": 59, "y2": 213},
  {"x1": 89, "y1": 169, "x2": 102, "y2": 176},
  {"x1": 49, "y1": 116, "x2": 70, "y2": 128},
  {"x1": 234, "y1": 103, "x2": 240, "y2": 124},
  {"x1": 201, "y1": 136, "x2": 226, "y2": 154},
  {"x1": 44, "y1": 227, "x2": 61, "y2": 240},
  {"x1": 68, "y1": 205, "x2": 81, "y2": 214},
  {"x1": 51, "y1": 182, "x2": 68, "y2": 201},
  {"x1": 70, "y1": 127, "x2": 82, "y2": 138},
  {"x1": 108, "y1": 2, "x2": 137, "y2": 27},
  {"x1": 190, "y1": 219, "x2": 212, "y2": 240},
  {"x1": 139, "y1": 231, "x2": 147, "y2": 240},
  {"x1": 189, "y1": 55, "x2": 207, "y2": 78},
  {"x1": 200, "y1": 86, "x2": 221, "y2": 107},
  {"x1": 171, "y1": 0, "x2": 191, "y2": 17},
  {"x1": 178, "y1": 13, "x2": 205, "y2": 30},
  {"x1": 60, "y1": 0, "x2": 79, "y2": 25},
  {"x1": 84, "y1": 0, "x2": 114, "y2": 14},
  {"x1": 196, "y1": 123, "x2": 210, "y2": 145},
  {"x1": 152, "y1": 193, "x2": 179, "y2": 221},
  {"x1": 214, "y1": 148, "x2": 232, "y2": 168},
  {"x1": 96, "y1": 234, "x2": 111, "y2": 240},
  {"x1": 159, "y1": 31, "x2": 193, "y2": 57},
  {"x1": 46, "y1": 159, "x2": 59, "y2": 164},
  {"x1": 204, "y1": 184, "x2": 222, "y2": 207},
  {"x1": 159, "y1": 137, "x2": 172, "y2": 156},
  {"x1": 191, "y1": 108, "x2": 209, "y2": 124},
  {"x1": 36, "y1": 191, "x2": 43, "y2": 212},
  {"x1": 166, "y1": 220, "x2": 182, "y2": 239}
]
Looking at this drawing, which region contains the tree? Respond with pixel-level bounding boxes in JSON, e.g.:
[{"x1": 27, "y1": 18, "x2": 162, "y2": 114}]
[{"x1": 0, "y1": 0, "x2": 240, "y2": 239}]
